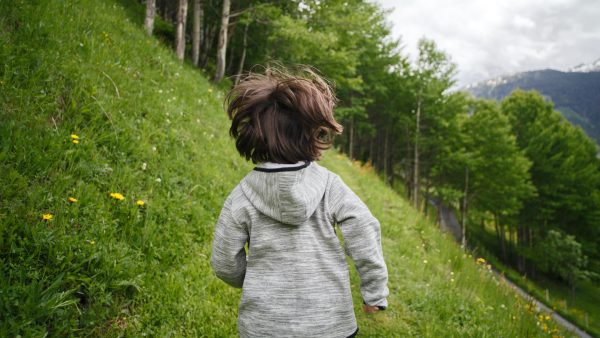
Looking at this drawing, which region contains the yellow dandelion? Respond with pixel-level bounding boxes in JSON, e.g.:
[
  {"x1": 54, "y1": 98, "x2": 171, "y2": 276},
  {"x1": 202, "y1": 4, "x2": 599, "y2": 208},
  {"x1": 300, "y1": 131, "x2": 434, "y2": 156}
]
[
  {"x1": 545, "y1": 315, "x2": 551, "y2": 321},
  {"x1": 42, "y1": 213, "x2": 53, "y2": 221},
  {"x1": 136, "y1": 200, "x2": 145, "y2": 207},
  {"x1": 72, "y1": 139, "x2": 79, "y2": 144},
  {"x1": 71, "y1": 134, "x2": 79, "y2": 140},
  {"x1": 110, "y1": 192, "x2": 125, "y2": 200},
  {"x1": 68, "y1": 197, "x2": 78, "y2": 203},
  {"x1": 90, "y1": 240, "x2": 96, "y2": 245},
  {"x1": 476, "y1": 257, "x2": 486, "y2": 264}
]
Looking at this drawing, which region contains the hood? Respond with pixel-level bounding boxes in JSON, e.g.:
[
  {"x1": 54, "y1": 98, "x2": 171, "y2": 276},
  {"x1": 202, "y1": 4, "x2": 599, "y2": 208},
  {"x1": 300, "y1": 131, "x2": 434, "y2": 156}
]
[{"x1": 240, "y1": 161, "x2": 328, "y2": 225}]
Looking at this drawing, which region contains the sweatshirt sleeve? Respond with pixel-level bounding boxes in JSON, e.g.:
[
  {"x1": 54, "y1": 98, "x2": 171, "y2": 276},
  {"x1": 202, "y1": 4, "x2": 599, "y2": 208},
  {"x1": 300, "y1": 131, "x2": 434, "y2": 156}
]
[
  {"x1": 329, "y1": 174, "x2": 389, "y2": 308},
  {"x1": 210, "y1": 194, "x2": 248, "y2": 288}
]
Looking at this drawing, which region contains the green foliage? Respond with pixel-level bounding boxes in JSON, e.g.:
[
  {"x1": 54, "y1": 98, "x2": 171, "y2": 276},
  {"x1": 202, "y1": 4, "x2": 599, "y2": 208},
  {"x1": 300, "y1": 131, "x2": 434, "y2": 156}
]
[
  {"x1": 535, "y1": 230, "x2": 590, "y2": 289},
  {"x1": 501, "y1": 90, "x2": 600, "y2": 260},
  {"x1": 462, "y1": 99, "x2": 534, "y2": 216},
  {"x1": 408, "y1": 39, "x2": 461, "y2": 198}
]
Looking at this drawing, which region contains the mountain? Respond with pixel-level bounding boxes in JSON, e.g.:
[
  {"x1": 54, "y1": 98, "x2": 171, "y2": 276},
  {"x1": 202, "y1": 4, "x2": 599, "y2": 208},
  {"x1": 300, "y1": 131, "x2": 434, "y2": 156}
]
[
  {"x1": 466, "y1": 62, "x2": 600, "y2": 144},
  {"x1": 569, "y1": 58, "x2": 600, "y2": 73}
]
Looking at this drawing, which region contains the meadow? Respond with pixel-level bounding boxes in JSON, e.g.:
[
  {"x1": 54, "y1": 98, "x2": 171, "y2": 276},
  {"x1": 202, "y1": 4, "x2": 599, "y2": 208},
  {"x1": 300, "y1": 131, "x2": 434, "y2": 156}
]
[{"x1": 0, "y1": 0, "x2": 575, "y2": 336}]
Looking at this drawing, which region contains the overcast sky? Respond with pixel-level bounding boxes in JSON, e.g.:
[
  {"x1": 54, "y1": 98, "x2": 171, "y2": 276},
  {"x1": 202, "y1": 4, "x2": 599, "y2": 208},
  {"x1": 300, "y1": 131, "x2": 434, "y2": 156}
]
[{"x1": 375, "y1": 0, "x2": 600, "y2": 86}]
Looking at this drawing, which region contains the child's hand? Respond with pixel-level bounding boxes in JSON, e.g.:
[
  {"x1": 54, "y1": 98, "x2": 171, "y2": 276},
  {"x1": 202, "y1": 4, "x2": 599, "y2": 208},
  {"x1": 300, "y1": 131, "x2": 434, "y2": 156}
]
[{"x1": 363, "y1": 304, "x2": 380, "y2": 314}]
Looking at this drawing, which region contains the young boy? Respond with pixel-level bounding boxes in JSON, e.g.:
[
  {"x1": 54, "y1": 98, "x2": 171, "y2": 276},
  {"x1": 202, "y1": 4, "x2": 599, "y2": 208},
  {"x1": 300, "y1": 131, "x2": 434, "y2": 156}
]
[{"x1": 210, "y1": 68, "x2": 389, "y2": 337}]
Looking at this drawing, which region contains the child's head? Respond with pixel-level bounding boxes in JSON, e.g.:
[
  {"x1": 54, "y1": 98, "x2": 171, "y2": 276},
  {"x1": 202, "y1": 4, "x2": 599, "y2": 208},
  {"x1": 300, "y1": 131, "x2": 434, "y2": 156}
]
[{"x1": 225, "y1": 66, "x2": 343, "y2": 164}]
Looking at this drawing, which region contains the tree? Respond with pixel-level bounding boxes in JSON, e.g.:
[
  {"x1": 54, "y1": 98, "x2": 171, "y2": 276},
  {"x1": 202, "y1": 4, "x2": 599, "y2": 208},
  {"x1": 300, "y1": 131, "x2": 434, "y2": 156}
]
[
  {"x1": 536, "y1": 230, "x2": 590, "y2": 297},
  {"x1": 191, "y1": 0, "x2": 203, "y2": 66},
  {"x1": 144, "y1": 0, "x2": 156, "y2": 36},
  {"x1": 175, "y1": 0, "x2": 188, "y2": 61},
  {"x1": 501, "y1": 90, "x2": 600, "y2": 274},
  {"x1": 234, "y1": 20, "x2": 249, "y2": 85},
  {"x1": 213, "y1": 0, "x2": 231, "y2": 82},
  {"x1": 462, "y1": 99, "x2": 534, "y2": 259},
  {"x1": 410, "y1": 39, "x2": 456, "y2": 210}
]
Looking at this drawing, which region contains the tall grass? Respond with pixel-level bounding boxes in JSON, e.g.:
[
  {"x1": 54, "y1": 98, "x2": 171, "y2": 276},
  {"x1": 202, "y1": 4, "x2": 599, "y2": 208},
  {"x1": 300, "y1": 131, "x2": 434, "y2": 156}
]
[{"x1": 0, "y1": 0, "x2": 574, "y2": 336}]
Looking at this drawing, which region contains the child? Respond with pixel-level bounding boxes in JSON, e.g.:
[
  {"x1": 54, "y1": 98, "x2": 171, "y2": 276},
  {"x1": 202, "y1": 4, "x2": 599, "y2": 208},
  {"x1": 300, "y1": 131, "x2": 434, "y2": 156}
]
[{"x1": 210, "y1": 67, "x2": 389, "y2": 337}]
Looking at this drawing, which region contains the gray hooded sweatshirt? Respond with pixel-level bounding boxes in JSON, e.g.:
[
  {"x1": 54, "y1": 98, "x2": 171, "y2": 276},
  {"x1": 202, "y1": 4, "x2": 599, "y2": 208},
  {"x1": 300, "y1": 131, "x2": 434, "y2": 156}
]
[{"x1": 210, "y1": 160, "x2": 389, "y2": 337}]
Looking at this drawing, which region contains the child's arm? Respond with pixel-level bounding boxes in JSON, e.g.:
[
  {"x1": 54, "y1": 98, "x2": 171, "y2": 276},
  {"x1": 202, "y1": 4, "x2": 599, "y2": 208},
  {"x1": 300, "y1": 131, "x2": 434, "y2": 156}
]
[
  {"x1": 329, "y1": 174, "x2": 389, "y2": 310},
  {"x1": 210, "y1": 195, "x2": 248, "y2": 288}
]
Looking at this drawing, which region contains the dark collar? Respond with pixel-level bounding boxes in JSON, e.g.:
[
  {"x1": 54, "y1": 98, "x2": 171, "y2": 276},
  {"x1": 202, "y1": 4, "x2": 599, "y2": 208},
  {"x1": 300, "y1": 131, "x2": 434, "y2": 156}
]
[{"x1": 253, "y1": 161, "x2": 311, "y2": 173}]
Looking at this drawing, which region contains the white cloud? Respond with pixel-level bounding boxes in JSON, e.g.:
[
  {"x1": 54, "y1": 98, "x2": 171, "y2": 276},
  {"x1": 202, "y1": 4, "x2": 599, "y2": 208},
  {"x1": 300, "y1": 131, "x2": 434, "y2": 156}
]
[
  {"x1": 375, "y1": 0, "x2": 600, "y2": 85},
  {"x1": 513, "y1": 15, "x2": 536, "y2": 29}
]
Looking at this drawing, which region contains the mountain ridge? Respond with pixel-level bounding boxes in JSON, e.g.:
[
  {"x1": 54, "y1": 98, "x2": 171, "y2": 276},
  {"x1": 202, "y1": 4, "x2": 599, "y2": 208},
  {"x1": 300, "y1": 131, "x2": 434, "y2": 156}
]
[{"x1": 466, "y1": 64, "x2": 600, "y2": 144}]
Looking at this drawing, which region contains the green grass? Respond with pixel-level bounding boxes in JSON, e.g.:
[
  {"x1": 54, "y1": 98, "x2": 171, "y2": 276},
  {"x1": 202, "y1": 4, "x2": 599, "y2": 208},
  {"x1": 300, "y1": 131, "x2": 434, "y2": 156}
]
[{"x1": 0, "y1": 0, "x2": 577, "y2": 336}]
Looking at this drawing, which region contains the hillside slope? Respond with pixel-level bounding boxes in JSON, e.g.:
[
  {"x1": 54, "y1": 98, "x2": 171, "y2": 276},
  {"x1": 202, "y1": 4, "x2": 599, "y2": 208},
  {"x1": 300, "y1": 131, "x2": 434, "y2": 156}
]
[
  {"x1": 0, "y1": 0, "x2": 571, "y2": 336},
  {"x1": 467, "y1": 69, "x2": 600, "y2": 144}
]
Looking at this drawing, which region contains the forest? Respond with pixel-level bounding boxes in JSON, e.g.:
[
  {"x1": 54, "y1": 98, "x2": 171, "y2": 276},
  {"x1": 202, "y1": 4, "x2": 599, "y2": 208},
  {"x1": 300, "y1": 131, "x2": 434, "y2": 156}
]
[{"x1": 148, "y1": 0, "x2": 600, "y2": 293}]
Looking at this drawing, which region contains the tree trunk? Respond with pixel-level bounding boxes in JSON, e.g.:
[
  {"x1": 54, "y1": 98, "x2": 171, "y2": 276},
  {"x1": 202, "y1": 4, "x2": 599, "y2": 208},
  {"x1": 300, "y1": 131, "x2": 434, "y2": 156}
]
[
  {"x1": 200, "y1": 23, "x2": 216, "y2": 67},
  {"x1": 225, "y1": 20, "x2": 238, "y2": 75},
  {"x1": 413, "y1": 93, "x2": 422, "y2": 209},
  {"x1": 160, "y1": 0, "x2": 171, "y2": 23},
  {"x1": 144, "y1": 0, "x2": 156, "y2": 36},
  {"x1": 403, "y1": 125, "x2": 411, "y2": 198},
  {"x1": 510, "y1": 228, "x2": 516, "y2": 266},
  {"x1": 496, "y1": 214, "x2": 507, "y2": 261},
  {"x1": 175, "y1": 0, "x2": 188, "y2": 61},
  {"x1": 530, "y1": 227, "x2": 536, "y2": 278},
  {"x1": 494, "y1": 213, "x2": 501, "y2": 251},
  {"x1": 368, "y1": 132, "x2": 375, "y2": 164},
  {"x1": 234, "y1": 22, "x2": 249, "y2": 85},
  {"x1": 525, "y1": 225, "x2": 532, "y2": 277},
  {"x1": 226, "y1": 21, "x2": 238, "y2": 74},
  {"x1": 423, "y1": 174, "x2": 431, "y2": 215},
  {"x1": 349, "y1": 116, "x2": 355, "y2": 159},
  {"x1": 388, "y1": 145, "x2": 394, "y2": 186},
  {"x1": 517, "y1": 225, "x2": 525, "y2": 273},
  {"x1": 461, "y1": 166, "x2": 469, "y2": 249},
  {"x1": 213, "y1": 0, "x2": 231, "y2": 83},
  {"x1": 384, "y1": 127, "x2": 389, "y2": 184},
  {"x1": 377, "y1": 127, "x2": 384, "y2": 172},
  {"x1": 191, "y1": 0, "x2": 203, "y2": 66}
]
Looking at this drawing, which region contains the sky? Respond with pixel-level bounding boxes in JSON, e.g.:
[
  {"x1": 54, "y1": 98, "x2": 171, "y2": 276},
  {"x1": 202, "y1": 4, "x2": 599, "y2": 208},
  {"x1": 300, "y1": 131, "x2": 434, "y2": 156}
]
[{"x1": 375, "y1": 0, "x2": 600, "y2": 86}]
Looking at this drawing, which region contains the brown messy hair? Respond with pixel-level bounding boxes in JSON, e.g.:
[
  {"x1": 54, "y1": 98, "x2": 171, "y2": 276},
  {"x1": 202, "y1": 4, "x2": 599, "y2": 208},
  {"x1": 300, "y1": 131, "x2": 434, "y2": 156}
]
[{"x1": 225, "y1": 66, "x2": 343, "y2": 164}]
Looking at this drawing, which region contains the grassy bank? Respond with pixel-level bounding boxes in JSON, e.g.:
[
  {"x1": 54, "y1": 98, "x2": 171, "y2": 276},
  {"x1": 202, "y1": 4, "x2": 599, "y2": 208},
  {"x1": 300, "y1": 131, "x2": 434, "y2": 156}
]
[
  {"x1": 0, "y1": 0, "x2": 573, "y2": 336},
  {"x1": 469, "y1": 226, "x2": 599, "y2": 337}
]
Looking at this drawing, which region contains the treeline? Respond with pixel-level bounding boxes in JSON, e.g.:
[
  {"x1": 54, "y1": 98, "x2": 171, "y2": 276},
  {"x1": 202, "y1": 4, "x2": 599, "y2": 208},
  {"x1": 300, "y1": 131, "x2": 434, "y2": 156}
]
[{"x1": 140, "y1": 0, "x2": 600, "y2": 291}]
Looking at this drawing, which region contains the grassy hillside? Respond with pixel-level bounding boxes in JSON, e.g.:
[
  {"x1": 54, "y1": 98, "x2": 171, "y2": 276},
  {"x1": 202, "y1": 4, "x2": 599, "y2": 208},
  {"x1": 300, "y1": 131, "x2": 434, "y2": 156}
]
[{"x1": 0, "y1": 0, "x2": 573, "y2": 336}]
